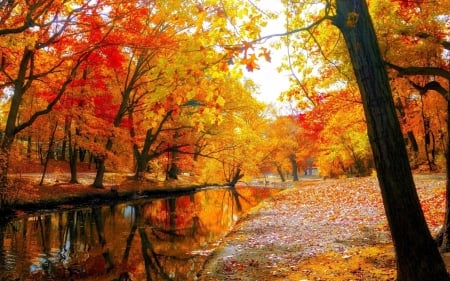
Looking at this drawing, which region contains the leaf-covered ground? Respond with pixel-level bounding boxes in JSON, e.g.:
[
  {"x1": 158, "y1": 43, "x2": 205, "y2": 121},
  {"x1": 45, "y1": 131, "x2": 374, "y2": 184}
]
[{"x1": 199, "y1": 175, "x2": 447, "y2": 281}]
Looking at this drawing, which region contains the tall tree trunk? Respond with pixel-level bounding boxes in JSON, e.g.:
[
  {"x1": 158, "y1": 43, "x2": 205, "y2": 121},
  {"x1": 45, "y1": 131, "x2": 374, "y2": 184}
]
[
  {"x1": 0, "y1": 52, "x2": 32, "y2": 210},
  {"x1": 0, "y1": 144, "x2": 11, "y2": 210},
  {"x1": 407, "y1": 131, "x2": 419, "y2": 168},
  {"x1": 93, "y1": 107, "x2": 128, "y2": 187},
  {"x1": 93, "y1": 158, "x2": 106, "y2": 188},
  {"x1": 39, "y1": 121, "x2": 58, "y2": 186},
  {"x1": 93, "y1": 139, "x2": 113, "y2": 188},
  {"x1": 61, "y1": 118, "x2": 70, "y2": 162},
  {"x1": 437, "y1": 95, "x2": 450, "y2": 252},
  {"x1": 131, "y1": 121, "x2": 151, "y2": 180},
  {"x1": 26, "y1": 135, "x2": 32, "y2": 160},
  {"x1": 288, "y1": 154, "x2": 299, "y2": 181},
  {"x1": 422, "y1": 97, "x2": 436, "y2": 170},
  {"x1": 69, "y1": 144, "x2": 79, "y2": 184},
  {"x1": 134, "y1": 149, "x2": 149, "y2": 180},
  {"x1": 334, "y1": 1, "x2": 449, "y2": 280},
  {"x1": 67, "y1": 122, "x2": 79, "y2": 184},
  {"x1": 274, "y1": 162, "x2": 286, "y2": 182}
]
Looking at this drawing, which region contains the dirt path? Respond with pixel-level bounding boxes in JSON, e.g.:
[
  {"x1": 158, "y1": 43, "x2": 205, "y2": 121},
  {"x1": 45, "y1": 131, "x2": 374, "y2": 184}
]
[{"x1": 199, "y1": 176, "x2": 446, "y2": 280}]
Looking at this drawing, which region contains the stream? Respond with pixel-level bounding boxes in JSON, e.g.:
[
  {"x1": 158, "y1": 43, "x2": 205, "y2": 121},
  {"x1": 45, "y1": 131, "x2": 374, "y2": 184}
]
[{"x1": 0, "y1": 186, "x2": 279, "y2": 281}]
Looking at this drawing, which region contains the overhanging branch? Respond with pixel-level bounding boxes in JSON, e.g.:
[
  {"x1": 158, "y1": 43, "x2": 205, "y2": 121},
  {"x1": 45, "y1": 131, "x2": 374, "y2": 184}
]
[
  {"x1": 411, "y1": 80, "x2": 448, "y2": 98},
  {"x1": 386, "y1": 62, "x2": 450, "y2": 80}
]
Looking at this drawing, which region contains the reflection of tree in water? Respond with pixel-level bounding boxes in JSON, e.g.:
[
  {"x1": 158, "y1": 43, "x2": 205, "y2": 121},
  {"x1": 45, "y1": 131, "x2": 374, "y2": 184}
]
[
  {"x1": 56, "y1": 208, "x2": 114, "y2": 278},
  {"x1": 0, "y1": 221, "x2": 26, "y2": 281},
  {"x1": 122, "y1": 202, "x2": 203, "y2": 280},
  {"x1": 136, "y1": 205, "x2": 172, "y2": 280},
  {"x1": 154, "y1": 196, "x2": 206, "y2": 238},
  {"x1": 121, "y1": 190, "x2": 255, "y2": 280},
  {"x1": 220, "y1": 186, "x2": 251, "y2": 221},
  {"x1": 0, "y1": 208, "x2": 120, "y2": 280},
  {"x1": 0, "y1": 188, "x2": 273, "y2": 281}
]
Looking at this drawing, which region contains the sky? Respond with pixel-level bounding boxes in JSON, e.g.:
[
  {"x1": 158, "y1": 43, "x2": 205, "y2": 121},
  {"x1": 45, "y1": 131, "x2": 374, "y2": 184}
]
[
  {"x1": 243, "y1": 1, "x2": 292, "y2": 107},
  {"x1": 245, "y1": 50, "x2": 291, "y2": 105}
]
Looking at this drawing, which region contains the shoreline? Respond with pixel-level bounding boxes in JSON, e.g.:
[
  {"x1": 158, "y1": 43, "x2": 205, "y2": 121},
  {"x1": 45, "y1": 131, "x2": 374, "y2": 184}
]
[{"x1": 1, "y1": 174, "x2": 223, "y2": 221}]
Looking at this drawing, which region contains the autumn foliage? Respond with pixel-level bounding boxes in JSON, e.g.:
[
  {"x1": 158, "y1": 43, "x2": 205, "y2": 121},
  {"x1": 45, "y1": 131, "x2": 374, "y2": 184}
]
[
  {"x1": 0, "y1": 0, "x2": 275, "y2": 194},
  {"x1": 0, "y1": 0, "x2": 446, "y2": 189}
]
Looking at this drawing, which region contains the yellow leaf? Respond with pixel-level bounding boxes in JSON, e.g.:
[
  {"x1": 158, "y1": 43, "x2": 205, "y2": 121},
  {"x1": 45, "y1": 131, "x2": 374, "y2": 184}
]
[{"x1": 216, "y1": 96, "x2": 225, "y2": 107}]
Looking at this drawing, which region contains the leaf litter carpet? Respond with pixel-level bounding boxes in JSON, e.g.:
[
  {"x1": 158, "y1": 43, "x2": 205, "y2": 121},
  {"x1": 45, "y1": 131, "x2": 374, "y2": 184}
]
[{"x1": 199, "y1": 175, "x2": 446, "y2": 281}]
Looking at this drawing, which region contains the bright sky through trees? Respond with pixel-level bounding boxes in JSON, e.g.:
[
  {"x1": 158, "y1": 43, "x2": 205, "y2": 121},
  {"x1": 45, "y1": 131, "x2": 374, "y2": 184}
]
[{"x1": 243, "y1": 1, "x2": 291, "y2": 107}]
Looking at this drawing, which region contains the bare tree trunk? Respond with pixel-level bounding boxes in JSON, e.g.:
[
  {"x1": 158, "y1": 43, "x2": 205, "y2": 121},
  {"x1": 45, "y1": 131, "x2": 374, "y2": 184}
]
[
  {"x1": 26, "y1": 135, "x2": 32, "y2": 160},
  {"x1": 93, "y1": 138, "x2": 112, "y2": 188},
  {"x1": 93, "y1": 158, "x2": 106, "y2": 188}
]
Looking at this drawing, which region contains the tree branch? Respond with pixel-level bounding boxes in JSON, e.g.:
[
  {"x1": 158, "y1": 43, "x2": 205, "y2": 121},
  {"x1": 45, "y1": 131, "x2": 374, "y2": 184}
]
[
  {"x1": 413, "y1": 32, "x2": 449, "y2": 51},
  {"x1": 411, "y1": 80, "x2": 448, "y2": 98},
  {"x1": 386, "y1": 62, "x2": 450, "y2": 80}
]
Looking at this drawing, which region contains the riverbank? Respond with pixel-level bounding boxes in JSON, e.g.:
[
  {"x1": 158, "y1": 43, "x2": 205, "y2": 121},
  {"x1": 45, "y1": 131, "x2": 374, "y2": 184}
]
[
  {"x1": 3, "y1": 159, "x2": 222, "y2": 220},
  {"x1": 4, "y1": 160, "x2": 294, "y2": 219},
  {"x1": 12, "y1": 177, "x2": 209, "y2": 212},
  {"x1": 3, "y1": 171, "x2": 221, "y2": 220},
  {"x1": 198, "y1": 175, "x2": 449, "y2": 280}
]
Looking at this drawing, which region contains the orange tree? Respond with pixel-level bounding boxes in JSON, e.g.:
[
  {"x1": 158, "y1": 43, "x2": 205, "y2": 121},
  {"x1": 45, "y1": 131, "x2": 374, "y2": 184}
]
[
  {"x1": 305, "y1": 89, "x2": 372, "y2": 178},
  {"x1": 87, "y1": 2, "x2": 177, "y2": 187},
  {"x1": 0, "y1": 0, "x2": 272, "y2": 192},
  {"x1": 0, "y1": 0, "x2": 114, "y2": 208},
  {"x1": 261, "y1": 114, "x2": 307, "y2": 181},
  {"x1": 373, "y1": 1, "x2": 449, "y2": 171}
]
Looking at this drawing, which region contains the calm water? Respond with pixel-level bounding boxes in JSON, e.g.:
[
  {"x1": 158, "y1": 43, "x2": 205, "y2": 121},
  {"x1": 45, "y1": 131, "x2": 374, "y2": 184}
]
[{"x1": 0, "y1": 186, "x2": 279, "y2": 281}]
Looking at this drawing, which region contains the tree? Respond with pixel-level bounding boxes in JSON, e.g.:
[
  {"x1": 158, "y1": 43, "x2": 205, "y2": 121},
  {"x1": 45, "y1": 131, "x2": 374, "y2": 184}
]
[
  {"x1": 333, "y1": 1, "x2": 448, "y2": 279},
  {"x1": 308, "y1": 90, "x2": 372, "y2": 177},
  {"x1": 0, "y1": 0, "x2": 108, "y2": 209},
  {"x1": 245, "y1": 0, "x2": 449, "y2": 279},
  {"x1": 193, "y1": 77, "x2": 266, "y2": 186},
  {"x1": 367, "y1": 0, "x2": 450, "y2": 254},
  {"x1": 371, "y1": 0, "x2": 449, "y2": 172},
  {"x1": 262, "y1": 115, "x2": 304, "y2": 181}
]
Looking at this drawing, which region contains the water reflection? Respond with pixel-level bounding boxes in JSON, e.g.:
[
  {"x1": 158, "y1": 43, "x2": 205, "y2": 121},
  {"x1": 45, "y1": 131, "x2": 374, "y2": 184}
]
[{"x1": 0, "y1": 186, "x2": 278, "y2": 280}]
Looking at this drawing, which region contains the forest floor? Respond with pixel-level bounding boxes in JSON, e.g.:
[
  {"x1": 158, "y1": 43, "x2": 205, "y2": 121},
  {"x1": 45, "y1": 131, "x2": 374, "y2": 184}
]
[{"x1": 199, "y1": 174, "x2": 450, "y2": 281}]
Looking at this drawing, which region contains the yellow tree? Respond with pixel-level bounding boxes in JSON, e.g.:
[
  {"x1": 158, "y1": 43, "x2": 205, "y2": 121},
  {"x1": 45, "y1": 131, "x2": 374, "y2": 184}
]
[
  {"x1": 261, "y1": 115, "x2": 305, "y2": 181},
  {"x1": 193, "y1": 75, "x2": 267, "y2": 186}
]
